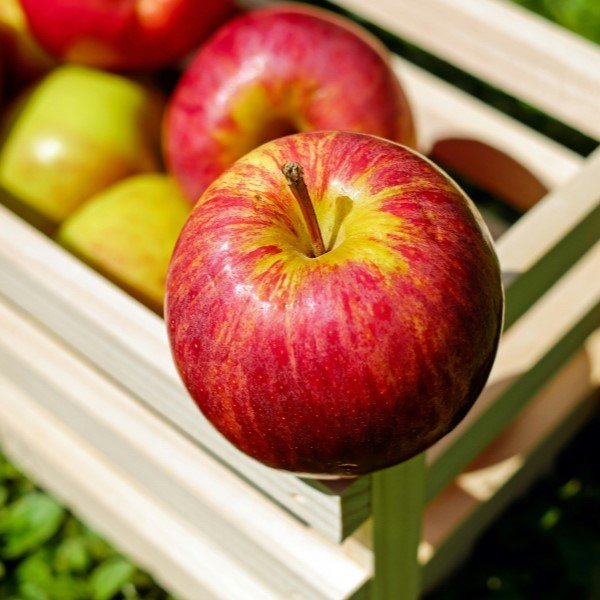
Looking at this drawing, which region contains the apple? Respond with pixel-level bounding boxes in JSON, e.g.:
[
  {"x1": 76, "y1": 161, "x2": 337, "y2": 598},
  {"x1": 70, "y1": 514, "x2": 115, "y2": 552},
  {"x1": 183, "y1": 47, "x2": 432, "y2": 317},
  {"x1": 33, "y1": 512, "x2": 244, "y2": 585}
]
[
  {"x1": 18, "y1": 0, "x2": 235, "y2": 71},
  {"x1": 0, "y1": 65, "x2": 164, "y2": 229},
  {"x1": 166, "y1": 131, "x2": 504, "y2": 477},
  {"x1": 58, "y1": 174, "x2": 190, "y2": 313},
  {"x1": 0, "y1": 0, "x2": 55, "y2": 94},
  {"x1": 165, "y1": 4, "x2": 416, "y2": 202}
]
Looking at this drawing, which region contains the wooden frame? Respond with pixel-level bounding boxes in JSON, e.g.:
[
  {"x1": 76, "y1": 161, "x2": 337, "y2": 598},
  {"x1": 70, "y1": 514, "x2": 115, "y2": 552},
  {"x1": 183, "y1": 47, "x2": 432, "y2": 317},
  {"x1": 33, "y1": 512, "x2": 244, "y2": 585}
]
[{"x1": 1, "y1": 1, "x2": 599, "y2": 598}]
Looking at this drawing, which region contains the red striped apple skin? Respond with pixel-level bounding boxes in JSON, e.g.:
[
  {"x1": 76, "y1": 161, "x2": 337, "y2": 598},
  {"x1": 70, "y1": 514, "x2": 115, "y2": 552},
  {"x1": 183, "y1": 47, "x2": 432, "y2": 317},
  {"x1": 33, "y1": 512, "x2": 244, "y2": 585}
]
[
  {"x1": 166, "y1": 132, "x2": 503, "y2": 477},
  {"x1": 165, "y1": 4, "x2": 415, "y2": 203},
  {"x1": 19, "y1": 0, "x2": 234, "y2": 70}
]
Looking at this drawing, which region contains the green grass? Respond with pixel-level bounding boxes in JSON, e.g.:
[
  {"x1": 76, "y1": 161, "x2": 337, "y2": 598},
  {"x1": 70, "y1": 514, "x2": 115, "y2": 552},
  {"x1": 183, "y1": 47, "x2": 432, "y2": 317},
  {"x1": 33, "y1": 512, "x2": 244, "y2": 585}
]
[
  {"x1": 427, "y1": 410, "x2": 600, "y2": 599},
  {"x1": 0, "y1": 454, "x2": 173, "y2": 600}
]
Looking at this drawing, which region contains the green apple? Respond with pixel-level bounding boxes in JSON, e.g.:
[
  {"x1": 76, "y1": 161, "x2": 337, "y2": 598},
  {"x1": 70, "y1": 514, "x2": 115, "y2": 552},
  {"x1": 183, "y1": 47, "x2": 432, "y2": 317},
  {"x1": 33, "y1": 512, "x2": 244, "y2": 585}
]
[
  {"x1": 0, "y1": 65, "x2": 164, "y2": 230},
  {"x1": 57, "y1": 174, "x2": 190, "y2": 312}
]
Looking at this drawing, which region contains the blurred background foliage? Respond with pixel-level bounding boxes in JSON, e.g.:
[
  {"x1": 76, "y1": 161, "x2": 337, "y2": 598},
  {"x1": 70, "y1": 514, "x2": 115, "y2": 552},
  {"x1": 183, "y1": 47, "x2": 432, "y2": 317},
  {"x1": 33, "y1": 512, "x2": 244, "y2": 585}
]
[
  {"x1": 426, "y1": 412, "x2": 600, "y2": 599},
  {"x1": 0, "y1": 454, "x2": 173, "y2": 600},
  {"x1": 513, "y1": 0, "x2": 600, "y2": 44},
  {"x1": 1, "y1": 0, "x2": 598, "y2": 598}
]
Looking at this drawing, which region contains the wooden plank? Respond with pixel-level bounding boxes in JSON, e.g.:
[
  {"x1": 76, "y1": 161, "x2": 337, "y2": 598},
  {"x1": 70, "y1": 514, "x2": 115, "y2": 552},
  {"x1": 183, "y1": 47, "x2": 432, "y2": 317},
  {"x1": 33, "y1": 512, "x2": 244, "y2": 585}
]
[
  {"x1": 332, "y1": 0, "x2": 600, "y2": 139},
  {"x1": 394, "y1": 58, "x2": 583, "y2": 199},
  {"x1": 351, "y1": 336, "x2": 599, "y2": 589},
  {"x1": 230, "y1": 5, "x2": 596, "y2": 260},
  {"x1": 370, "y1": 454, "x2": 426, "y2": 600},
  {"x1": 0, "y1": 378, "x2": 280, "y2": 600},
  {"x1": 588, "y1": 329, "x2": 600, "y2": 386},
  {"x1": 0, "y1": 207, "x2": 361, "y2": 543},
  {"x1": 242, "y1": 2, "x2": 585, "y2": 203},
  {"x1": 0, "y1": 300, "x2": 371, "y2": 600},
  {"x1": 497, "y1": 148, "x2": 600, "y2": 327},
  {"x1": 422, "y1": 342, "x2": 599, "y2": 589},
  {"x1": 427, "y1": 240, "x2": 600, "y2": 499}
]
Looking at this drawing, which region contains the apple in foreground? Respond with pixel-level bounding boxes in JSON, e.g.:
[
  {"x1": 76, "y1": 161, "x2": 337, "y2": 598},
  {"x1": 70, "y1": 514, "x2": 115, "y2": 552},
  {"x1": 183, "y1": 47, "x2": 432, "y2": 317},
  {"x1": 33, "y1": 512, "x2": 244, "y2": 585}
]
[
  {"x1": 19, "y1": 0, "x2": 235, "y2": 70},
  {"x1": 166, "y1": 131, "x2": 504, "y2": 477},
  {"x1": 165, "y1": 4, "x2": 415, "y2": 203},
  {"x1": 58, "y1": 174, "x2": 190, "y2": 313},
  {"x1": 0, "y1": 65, "x2": 164, "y2": 228}
]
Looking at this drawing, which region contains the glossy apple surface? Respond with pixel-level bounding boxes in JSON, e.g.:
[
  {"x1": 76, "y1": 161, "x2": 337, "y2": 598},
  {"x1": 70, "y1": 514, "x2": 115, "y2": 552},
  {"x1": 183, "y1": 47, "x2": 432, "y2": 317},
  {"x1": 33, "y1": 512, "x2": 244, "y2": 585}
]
[
  {"x1": 0, "y1": 65, "x2": 164, "y2": 227},
  {"x1": 166, "y1": 131, "x2": 503, "y2": 477},
  {"x1": 19, "y1": 0, "x2": 235, "y2": 70},
  {"x1": 58, "y1": 174, "x2": 190, "y2": 313},
  {"x1": 165, "y1": 4, "x2": 415, "y2": 202}
]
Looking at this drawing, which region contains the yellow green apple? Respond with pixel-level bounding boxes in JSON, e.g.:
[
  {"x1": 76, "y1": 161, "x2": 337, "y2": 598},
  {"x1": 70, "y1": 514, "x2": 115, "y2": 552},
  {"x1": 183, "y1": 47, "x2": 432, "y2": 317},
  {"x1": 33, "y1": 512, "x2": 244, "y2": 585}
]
[
  {"x1": 57, "y1": 174, "x2": 190, "y2": 312},
  {"x1": 0, "y1": 65, "x2": 164, "y2": 229}
]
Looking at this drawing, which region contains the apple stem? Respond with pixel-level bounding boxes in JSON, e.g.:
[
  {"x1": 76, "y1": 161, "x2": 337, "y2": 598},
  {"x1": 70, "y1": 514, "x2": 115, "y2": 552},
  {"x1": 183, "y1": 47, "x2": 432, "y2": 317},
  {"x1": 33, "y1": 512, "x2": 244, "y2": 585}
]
[{"x1": 282, "y1": 162, "x2": 326, "y2": 258}]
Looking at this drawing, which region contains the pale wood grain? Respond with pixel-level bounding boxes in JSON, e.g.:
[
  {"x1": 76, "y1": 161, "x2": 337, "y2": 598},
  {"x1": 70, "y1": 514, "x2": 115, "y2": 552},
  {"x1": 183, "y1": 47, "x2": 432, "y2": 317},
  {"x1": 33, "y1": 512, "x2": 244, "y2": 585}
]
[
  {"x1": 0, "y1": 1, "x2": 598, "y2": 596},
  {"x1": 422, "y1": 344, "x2": 599, "y2": 589},
  {"x1": 497, "y1": 147, "x2": 600, "y2": 278},
  {"x1": 395, "y1": 58, "x2": 583, "y2": 195},
  {"x1": 0, "y1": 148, "x2": 597, "y2": 543},
  {"x1": 236, "y1": 3, "x2": 587, "y2": 202},
  {"x1": 0, "y1": 378, "x2": 280, "y2": 600},
  {"x1": 350, "y1": 338, "x2": 599, "y2": 589},
  {"x1": 334, "y1": 0, "x2": 600, "y2": 139},
  {"x1": 0, "y1": 300, "x2": 370, "y2": 600},
  {"x1": 427, "y1": 240, "x2": 600, "y2": 497},
  {"x1": 0, "y1": 205, "x2": 359, "y2": 542}
]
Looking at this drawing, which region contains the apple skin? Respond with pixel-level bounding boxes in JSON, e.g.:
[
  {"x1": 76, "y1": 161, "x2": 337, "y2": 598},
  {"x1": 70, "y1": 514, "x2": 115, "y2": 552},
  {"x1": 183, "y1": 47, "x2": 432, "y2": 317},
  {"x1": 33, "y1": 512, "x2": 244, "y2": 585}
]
[
  {"x1": 0, "y1": 0, "x2": 55, "y2": 95},
  {"x1": 165, "y1": 4, "x2": 416, "y2": 203},
  {"x1": 0, "y1": 65, "x2": 164, "y2": 228},
  {"x1": 166, "y1": 131, "x2": 503, "y2": 477},
  {"x1": 19, "y1": 0, "x2": 235, "y2": 70},
  {"x1": 57, "y1": 174, "x2": 190, "y2": 313}
]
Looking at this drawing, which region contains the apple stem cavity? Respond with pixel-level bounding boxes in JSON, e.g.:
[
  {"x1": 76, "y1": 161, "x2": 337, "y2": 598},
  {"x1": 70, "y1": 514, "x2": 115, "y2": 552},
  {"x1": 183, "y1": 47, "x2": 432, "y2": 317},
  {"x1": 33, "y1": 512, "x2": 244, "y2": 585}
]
[{"x1": 282, "y1": 162, "x2": 326, "y2": 258}]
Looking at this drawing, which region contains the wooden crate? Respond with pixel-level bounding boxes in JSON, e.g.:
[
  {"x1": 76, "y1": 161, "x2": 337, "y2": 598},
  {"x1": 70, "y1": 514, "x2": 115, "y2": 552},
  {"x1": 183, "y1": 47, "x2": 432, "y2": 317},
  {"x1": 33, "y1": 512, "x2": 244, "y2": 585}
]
[{"x1": 0, "y1": 0, "x2": 599, "y2": 598}]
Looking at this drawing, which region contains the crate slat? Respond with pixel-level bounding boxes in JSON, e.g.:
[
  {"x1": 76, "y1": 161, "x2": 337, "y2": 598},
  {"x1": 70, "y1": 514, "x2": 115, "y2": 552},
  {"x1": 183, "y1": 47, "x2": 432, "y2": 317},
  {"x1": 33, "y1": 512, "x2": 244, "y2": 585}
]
[
  {"x1": 225, "y1": 1, "x2": 586, "y2": 205},
  {"x1": 0, "y1": 5, "x2": 598, "y2": 590},
  {"x1": 332, "y1": 0, "x2": 600, "y2": 140},
  {"x1": 0, "y1": 292, "x2": 600, "y2": 598},
  {"x1": 0, "y1": 299, "x2": 371, "y2": 600},
  {"x1": 0, "y1": 206, "x2": 366, "y2": 542},
  {"x1": 427, "y1": 239, "x2": 600, "y2": 498},
  {"x1": 423, "y1": 335, "x2": 599, "y2": 588},
  {"x1": 394, "y1": 58, "x2": 583, "y2": 197},
  {"x1": 0, "y1": 378, "x2": 279, "y2": 600},
  {"x1": 371, "y1": 454, "x2": 425, "y2": 600},
  {"x1": 497, "y1": 148, "x2": 600, "y2": 326},
  {"x1": 351, "y1": 333, "x2": 599, "y2": 588}
]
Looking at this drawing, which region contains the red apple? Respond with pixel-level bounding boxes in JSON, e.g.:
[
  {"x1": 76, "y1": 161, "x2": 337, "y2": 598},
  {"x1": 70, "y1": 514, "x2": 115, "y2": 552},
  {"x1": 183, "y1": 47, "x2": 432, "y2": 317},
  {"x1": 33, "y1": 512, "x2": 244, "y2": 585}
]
[
  {"x1": 166, "y1": 131, "x2": 503, "y2": 477},
  {"x1": 18, "y1": 0, "x2": 235, "y2": 70},
  {"x1": 165, "y1": 4, "x2": 416, "y2": 203}
]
